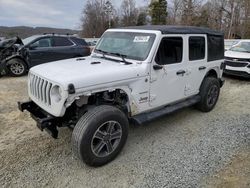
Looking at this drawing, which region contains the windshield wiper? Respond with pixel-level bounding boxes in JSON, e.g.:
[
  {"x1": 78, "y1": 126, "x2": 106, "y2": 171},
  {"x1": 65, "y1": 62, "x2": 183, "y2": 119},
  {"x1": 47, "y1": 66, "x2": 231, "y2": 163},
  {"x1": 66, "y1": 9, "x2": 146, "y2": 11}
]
[
  {"x1": 95, "y1": 49, "x2": 132, "y2": 64},
  {"x1": 105, "y1": 52, "x2": 132, "y2": 64},
  {"x1": 95, "y1": 49, "x2": 107, "y2": 58}
]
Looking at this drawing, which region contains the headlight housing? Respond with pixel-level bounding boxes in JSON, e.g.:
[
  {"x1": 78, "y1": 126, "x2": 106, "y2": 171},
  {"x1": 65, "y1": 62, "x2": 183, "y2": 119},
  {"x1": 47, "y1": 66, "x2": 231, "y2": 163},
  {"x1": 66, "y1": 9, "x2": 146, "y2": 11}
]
[{"x1": 51, "y1": 85, "x2": 62, "y2": 102}]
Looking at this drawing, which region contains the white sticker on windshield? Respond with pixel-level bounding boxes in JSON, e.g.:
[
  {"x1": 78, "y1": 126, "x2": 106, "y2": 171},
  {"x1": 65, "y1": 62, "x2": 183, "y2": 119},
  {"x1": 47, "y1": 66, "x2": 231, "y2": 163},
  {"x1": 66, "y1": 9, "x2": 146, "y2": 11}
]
[{"x1": 133, "y1": 36, "x2": 150, "y2": 42}]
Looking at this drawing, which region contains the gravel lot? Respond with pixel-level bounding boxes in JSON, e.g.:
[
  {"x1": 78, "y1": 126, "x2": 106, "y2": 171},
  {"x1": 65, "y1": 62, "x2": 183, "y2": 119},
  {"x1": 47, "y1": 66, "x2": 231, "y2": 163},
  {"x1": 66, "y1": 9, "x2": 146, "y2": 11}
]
[{"x1": 0, "y1": 76, "x2": 249, "y2": 188}]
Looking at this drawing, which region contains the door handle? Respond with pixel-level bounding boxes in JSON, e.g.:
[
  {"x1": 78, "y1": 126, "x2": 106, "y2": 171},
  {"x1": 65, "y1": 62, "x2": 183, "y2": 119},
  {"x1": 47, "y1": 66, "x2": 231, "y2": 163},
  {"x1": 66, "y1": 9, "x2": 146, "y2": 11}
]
[
  {"x1": 176, "y1": 70, "x2": 186, "y2": 76},
  {"x1": 199, "y1": 66, "x2": 206, "y2": 70},
  {"x1": 153, "y1": 64, "x2": 163, "y2": 70}
]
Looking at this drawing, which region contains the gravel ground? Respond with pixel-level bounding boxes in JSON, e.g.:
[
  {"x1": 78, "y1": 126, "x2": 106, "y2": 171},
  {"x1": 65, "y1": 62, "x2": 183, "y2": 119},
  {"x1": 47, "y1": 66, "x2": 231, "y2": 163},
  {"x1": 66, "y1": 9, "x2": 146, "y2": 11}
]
[{"x1": 0, "y1": 76, "x2": 249, "y2": 188}]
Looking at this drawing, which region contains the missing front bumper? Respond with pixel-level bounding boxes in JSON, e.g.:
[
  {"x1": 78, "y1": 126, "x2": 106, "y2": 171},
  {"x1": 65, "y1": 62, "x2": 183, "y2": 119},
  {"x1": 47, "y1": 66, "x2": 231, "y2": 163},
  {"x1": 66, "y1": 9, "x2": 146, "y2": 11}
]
[{"x1": 18, "y1": 101, "x2": 61, "y2": 138}]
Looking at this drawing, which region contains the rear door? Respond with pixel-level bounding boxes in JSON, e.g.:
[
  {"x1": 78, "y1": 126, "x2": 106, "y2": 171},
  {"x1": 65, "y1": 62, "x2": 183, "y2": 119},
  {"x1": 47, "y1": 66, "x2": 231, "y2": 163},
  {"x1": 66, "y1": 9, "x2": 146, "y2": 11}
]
[
  {"x1": 185, "y1": 35, "x2": 207, "y2": 96},
  {"x1": 51, "y1": 36, "x2": 75, "y2": 60},
  {"x1": 149, "y1": 36, "x2": 188, "y2": 107},
  {"x1": 70, "y1": 37, "x2": 90, "y2": 56}
]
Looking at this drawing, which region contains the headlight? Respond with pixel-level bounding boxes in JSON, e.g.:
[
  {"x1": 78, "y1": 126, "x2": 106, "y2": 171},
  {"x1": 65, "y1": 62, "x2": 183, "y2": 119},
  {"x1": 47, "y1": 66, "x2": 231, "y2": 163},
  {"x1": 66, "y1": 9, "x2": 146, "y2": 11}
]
[{"x1": 51, "y1": 85, "x2": 62, "y2": 102}]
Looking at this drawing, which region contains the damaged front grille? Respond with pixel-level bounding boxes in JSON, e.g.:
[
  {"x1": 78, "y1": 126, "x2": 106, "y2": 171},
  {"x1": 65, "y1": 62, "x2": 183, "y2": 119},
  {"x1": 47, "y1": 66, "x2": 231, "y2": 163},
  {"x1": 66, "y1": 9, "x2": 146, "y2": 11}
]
[{"x1": 29, "y1": 73, "x2": 52, "y2": 106}]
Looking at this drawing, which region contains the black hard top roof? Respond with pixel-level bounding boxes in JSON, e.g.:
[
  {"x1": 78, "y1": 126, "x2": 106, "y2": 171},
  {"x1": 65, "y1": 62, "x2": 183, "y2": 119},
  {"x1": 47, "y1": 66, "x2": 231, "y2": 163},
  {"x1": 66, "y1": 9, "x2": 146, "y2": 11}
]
[{"x1": 121, "y1": 25, "x2": 223, "y2": 36}]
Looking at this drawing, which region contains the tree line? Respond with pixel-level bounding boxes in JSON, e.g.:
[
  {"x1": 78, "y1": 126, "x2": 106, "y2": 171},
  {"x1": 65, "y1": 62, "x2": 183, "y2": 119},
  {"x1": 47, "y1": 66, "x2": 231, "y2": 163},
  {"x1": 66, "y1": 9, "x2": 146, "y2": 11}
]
[{"x1": 81, "y1": 0, "x2": 250, "y2": 39}]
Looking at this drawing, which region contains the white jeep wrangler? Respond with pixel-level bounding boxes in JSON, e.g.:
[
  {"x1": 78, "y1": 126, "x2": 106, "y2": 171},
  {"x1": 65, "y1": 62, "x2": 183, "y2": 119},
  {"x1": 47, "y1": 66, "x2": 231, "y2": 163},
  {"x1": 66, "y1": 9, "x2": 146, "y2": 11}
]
[{"x1": 18, "y1": 26, "x2": 225, "y2": 166}]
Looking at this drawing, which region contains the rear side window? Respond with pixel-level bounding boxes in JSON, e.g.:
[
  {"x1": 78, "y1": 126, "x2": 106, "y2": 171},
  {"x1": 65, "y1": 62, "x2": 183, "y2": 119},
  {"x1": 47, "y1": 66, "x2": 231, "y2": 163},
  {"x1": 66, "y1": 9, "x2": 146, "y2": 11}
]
[
  {"x1": 53, "y1": 37, "x2": 73, "y2": 47},
  {"x1": 155, "y1": 37, "x2": 183, "y2": 65},
  {"x1": 208, "y1": 35, "x2": 224, "y2": 61},
  {"x1": 189, "y1": 37, "x2": 205, "y2": 61},
  {"x1": 70, "y1": 37, "x2": 88, "y2": 46}
]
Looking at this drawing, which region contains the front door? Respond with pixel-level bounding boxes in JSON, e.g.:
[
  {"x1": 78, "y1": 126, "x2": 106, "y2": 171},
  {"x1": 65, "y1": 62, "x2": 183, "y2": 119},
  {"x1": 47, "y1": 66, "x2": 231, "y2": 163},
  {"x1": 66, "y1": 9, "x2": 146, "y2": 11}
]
[
  {"x1": 28, "y1": 37, "x2": 53, "y2": 66},
  {"x1": 149, "y1": 36, "x2": 188, "y2": 107}
]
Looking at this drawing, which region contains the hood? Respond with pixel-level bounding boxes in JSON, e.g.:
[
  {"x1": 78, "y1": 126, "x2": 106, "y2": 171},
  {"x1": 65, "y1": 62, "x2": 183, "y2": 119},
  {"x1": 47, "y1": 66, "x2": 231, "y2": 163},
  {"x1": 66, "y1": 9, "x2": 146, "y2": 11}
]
[
  {"x1": 30, "y1": 56, "x2": 148, "y2": 90},
  {"x1": 225, "y1": 50, "x2": 250, "y2": 59},
  {"x1": 0, "y1": 37, "x2": 23, "y2": 51}
]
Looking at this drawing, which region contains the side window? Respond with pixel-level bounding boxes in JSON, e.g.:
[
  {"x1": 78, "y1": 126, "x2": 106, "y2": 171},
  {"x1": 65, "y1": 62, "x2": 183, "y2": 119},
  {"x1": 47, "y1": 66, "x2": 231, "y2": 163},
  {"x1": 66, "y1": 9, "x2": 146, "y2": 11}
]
[
  {"x1": 70, "y1": 37, "x2": 88, "y2": 46},
  {"x1": 155, "y1": 37, "x2": 183, "y2": 65},
  {"x1": 53, "y1": 37, "x2": 73, "y2": 47},
  {"x1": 30, "y1": 38, "x2": 52, "y2": 48},
  {"x1": 189, "y1": 36, "x2": 205, "y2": 61},
  {"x1": 207, "y1": 35, "x2": 224, "y2": 61}
]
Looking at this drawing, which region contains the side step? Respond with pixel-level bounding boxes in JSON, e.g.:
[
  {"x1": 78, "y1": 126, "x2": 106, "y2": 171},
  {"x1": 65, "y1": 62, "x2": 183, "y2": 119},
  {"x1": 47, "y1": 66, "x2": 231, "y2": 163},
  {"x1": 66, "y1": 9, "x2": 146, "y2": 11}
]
[{"x1": 131, "y1": 95, "x2": 201, "y2": 125}]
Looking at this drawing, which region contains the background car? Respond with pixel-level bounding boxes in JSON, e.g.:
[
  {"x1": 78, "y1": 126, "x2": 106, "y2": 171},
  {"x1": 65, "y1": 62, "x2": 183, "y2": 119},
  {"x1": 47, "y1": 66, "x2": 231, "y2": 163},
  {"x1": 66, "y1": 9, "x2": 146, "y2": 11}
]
[
  {"x1": 85, "y1": 38, "x2": 99, "y2": 51},
  {"x1": 224, "y1": 40, "x2": 250, "y2": 78},
  {"x1": 0, "y1": 34, "x2": 91, "y2": 77},
  {"x1": 224, "y1": 39, "x2": 240, "y2": 51},
  {"x1": 0, "y1": 37, "x2": 23, "y2": 76}
]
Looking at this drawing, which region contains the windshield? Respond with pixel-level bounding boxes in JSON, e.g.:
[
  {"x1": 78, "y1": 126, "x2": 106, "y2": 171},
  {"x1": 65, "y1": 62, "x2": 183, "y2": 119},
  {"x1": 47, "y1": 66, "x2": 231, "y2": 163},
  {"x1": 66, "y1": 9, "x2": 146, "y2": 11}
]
[
  {"x1": 95, "y1": 32, "x2": 156, "y2": 61},
  {"x1": 225, "y1": 40, "x2": 238, "y2": 48},
  {"x1": 22, "y1": 35, "x2": 39, "y2": 45},
  {"x1": 230, "y1": 42, "x2": 250, "y2": 53}
]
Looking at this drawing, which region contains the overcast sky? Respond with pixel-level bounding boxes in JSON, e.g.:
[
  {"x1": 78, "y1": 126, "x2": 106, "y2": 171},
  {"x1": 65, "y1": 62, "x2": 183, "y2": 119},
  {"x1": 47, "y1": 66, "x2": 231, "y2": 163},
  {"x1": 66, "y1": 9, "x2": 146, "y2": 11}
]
[{"x1": 0, "y1": 0, "x2": 148, "y2": 29}]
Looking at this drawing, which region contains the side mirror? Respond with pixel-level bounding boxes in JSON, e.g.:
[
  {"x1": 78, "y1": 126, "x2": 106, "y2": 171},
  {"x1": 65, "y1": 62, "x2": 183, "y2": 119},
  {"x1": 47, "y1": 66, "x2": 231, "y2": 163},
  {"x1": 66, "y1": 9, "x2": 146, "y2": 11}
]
[{"x1": 29, "y1": 44, "x2": 38, "y2": 50}]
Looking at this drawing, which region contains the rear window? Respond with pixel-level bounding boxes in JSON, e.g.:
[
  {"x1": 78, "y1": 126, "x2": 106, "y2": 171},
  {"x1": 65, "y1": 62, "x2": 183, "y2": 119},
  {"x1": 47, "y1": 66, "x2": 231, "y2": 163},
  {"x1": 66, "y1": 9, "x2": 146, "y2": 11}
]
[
  {"x1": 70, "y1": 37, "x2": 88, "y2": 46},
  {"x1": 189, "y1": 37, "x2": 205, "y2": 61},
  {"x1": 208, "y1": 35, "x2": 224, "y2": 61},
  {"x1": 53, "y1": 37, "x2": 73, "y2": 47}
]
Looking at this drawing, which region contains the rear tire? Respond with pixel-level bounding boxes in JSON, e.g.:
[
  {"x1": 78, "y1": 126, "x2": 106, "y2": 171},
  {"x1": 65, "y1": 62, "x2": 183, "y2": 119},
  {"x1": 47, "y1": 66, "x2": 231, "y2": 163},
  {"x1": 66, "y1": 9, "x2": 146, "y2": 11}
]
[
  {"x1": 196, "y1": 77, "x2": 220, "y2": 112},
  {"x1": 72, "y1": 105, "x2": 129, "y2": 167},
  {"x1": 7, "y1": 58, "x2": 27, "y2": 77}
]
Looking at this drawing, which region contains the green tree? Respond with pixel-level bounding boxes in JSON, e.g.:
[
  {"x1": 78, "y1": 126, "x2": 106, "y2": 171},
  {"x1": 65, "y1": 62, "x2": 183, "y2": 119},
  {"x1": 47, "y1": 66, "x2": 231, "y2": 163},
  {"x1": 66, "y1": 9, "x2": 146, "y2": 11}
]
[
  {"x1": 137, "y1": 11, "x2": 147, "y2": 26},
  {"x1": 149, "y1": 0, "x2": 168, "y2": 25}
]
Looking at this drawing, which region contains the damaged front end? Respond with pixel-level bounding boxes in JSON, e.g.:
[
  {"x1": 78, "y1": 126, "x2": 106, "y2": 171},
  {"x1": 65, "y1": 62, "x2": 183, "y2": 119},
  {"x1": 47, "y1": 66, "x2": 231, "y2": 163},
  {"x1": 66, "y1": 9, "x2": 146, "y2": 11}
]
[
  {"x1": 18, "y1": 101, "x2": 62, "y2": 138},
  {"x1": 0, "y1": 37, "x2": 25, "y2": 76}
]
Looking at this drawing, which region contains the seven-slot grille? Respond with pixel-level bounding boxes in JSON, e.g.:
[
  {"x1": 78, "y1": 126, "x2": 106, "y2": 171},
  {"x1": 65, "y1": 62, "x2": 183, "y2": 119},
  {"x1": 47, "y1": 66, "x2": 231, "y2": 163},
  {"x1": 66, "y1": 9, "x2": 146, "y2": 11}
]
[{"x1": 29, "y1": 73, "x2": 52, "y2": 106}]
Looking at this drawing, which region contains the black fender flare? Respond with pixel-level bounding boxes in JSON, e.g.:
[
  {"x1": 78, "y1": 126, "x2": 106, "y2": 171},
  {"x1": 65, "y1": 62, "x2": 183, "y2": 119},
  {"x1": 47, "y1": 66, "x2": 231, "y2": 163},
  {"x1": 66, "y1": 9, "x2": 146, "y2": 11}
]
[{"x1": 201, "y1": 68, "x2": 224, "y2": 89}]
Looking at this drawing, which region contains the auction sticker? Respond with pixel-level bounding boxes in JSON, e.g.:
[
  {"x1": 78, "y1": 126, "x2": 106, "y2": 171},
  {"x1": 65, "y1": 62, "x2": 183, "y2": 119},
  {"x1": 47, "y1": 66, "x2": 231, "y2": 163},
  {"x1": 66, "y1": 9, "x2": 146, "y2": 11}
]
[{"x1": 133, "y1": 36, "x2": 150, "y2": 42}]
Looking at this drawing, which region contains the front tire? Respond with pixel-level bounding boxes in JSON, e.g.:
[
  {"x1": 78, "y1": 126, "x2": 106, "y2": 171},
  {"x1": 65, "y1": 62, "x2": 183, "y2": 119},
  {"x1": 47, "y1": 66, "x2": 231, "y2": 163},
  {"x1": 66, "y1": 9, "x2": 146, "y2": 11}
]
[
  {"x1": 196, "y1": 77, "x2": 220, "y2": 112},
  {"x1": 7, "y1": 58, "x2": 27, "y2": 77},
  {"x1": 72, "y1": 105, "x2": 129, "y2": 167}
]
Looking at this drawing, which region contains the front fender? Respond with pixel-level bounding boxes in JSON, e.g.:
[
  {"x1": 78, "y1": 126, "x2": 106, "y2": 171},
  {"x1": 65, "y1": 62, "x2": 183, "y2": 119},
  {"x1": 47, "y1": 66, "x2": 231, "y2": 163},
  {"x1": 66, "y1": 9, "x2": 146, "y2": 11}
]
[
  {"x1": 1, "y1": 55, "x2": 28, "y2": 75},
  {"x1": 5, "y1": 54, "x2": 25, "y2": 65},
  {"x1": 65, "y1": 86, "x2": 137, "y2": 116}
]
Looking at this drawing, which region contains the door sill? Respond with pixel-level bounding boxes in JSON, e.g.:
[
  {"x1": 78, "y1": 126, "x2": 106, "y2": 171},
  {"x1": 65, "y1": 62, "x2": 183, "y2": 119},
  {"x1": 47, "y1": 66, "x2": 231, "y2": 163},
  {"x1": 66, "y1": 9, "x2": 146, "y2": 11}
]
[{"x1": 131, "y1": 95, "x2": 201, "y2": 125}]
